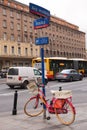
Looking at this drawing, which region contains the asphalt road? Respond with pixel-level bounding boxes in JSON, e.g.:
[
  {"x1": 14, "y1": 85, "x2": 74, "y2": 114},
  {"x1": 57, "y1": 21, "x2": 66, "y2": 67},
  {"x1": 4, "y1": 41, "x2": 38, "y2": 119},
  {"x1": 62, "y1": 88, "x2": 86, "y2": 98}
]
[{"x1": 0, "y1": 78, "x2": 87, "y2": 114}]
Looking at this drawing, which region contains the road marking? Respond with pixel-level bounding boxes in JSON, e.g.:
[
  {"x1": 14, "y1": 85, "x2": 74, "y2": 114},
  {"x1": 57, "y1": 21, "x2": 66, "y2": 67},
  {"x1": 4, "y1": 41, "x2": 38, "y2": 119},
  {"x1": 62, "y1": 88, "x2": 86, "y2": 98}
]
[
  {"x1": 0, "y1": 90, "x2": 28, "y2": 97},
  {"x1": 0, "y1": 78, "x2": 87, "y2": 97}
]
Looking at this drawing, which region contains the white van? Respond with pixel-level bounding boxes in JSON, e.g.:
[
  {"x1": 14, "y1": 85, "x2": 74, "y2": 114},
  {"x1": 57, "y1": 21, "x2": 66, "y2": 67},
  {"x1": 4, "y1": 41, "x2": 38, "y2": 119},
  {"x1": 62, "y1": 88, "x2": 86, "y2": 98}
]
[{"x1": 6, "y1": 67, "x2": 48, "y2": 89}]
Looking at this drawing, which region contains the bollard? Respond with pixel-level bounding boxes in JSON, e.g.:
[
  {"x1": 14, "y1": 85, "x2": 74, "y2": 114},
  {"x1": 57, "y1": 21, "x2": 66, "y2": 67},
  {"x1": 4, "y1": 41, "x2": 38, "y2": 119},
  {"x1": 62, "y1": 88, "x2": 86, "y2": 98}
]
[
  {"x1": 12, "y1": 90, "x2": 18, "y2": 115},
  {"x1": 59, "y1": 86, "x2": 62, "y2": 91}
]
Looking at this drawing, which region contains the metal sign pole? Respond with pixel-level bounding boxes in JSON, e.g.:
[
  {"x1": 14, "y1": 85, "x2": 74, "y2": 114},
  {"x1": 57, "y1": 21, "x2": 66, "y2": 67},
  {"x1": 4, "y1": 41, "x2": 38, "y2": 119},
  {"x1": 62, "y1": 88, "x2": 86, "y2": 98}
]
[
  {"x1": 29, "y1": 2, "x2": 50, "y2": 120},
  {"x1": 40, "y1": 47, "x2": 46, "y2": 119}
]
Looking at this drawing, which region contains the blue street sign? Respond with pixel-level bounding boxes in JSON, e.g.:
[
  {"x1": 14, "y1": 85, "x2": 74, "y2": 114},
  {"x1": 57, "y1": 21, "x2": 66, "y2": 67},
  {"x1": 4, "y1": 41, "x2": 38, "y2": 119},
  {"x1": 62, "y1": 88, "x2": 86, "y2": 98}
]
[
  {"x1": 35, "y1": 37, "x2": 49, "y2": 45},
  {"x1": 34, "y1": 18, "x2": 49, "y2": 29},
  {"x1": 29, "y1": 3, "x2": 50, "y2": 18}
]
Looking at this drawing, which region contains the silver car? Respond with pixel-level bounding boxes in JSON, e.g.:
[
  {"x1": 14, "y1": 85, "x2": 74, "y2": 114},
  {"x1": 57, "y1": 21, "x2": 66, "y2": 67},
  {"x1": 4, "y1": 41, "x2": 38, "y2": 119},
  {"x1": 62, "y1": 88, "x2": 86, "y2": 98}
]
[{"x1": 55, "y1": 69, "x2": 83, "y2": 82}]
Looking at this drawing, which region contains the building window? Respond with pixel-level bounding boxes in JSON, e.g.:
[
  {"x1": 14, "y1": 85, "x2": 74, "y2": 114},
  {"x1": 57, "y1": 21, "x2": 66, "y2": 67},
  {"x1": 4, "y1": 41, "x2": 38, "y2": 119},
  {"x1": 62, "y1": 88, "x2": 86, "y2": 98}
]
[
  {"x1": 18, "y1": 47, "x2": 21, "y2": 55},
  {"x1": 17, "y1": 23, "x2": 20, "y2": 30},
  {"x1": 3, "y1": 8, "x2": 6, "y2": 15},
  {"x1": 3, "y1": 32, "x2": 7, "y2": 40},
  {"x1": 10, "y1": 22, "x2": 14, "y2": 29},
  {"x1": 29, "y1": 26, "x2": 33, "y2": 32},
  {"x1": 31, "y1": 48, "x2": 33, "y2": 56},
  {"x1": 18, "y1": 35, "x2": 21, "y2": 42},
  {"x1": 3, "y1": 20, "x2": 7, "y2": 28},
  {"x1": 30, "y1": 36, "x2": 33, "y2": 43},
  {"x1": 25, "y1": 63, "x2": 29, "y2": 66},
  {"x1": 19, "y1": 63, "x2": 23, "y2": 66},
  {"x1": 10, "y1": 10, "x2": 14, "y2": 17},
  {"x1": 46, "y1": 49, "x2": 48, "y2": 54},
  {"x1": 11, "y1": 46, "x2": 14, "y2": 54},
  {"x1": 4, "y1": 46, "x2": 7, "y2": 54},
  {"x1": 24, "y1": 35, "x2": 27, "y2": 42},
  {"x1": 25, "y1": 48, "x2": 28, "y2": 55},
  {"x1": 14, "y1": 4, "x2": 17, "y2": 8},
  {"x1": 29, "y1": 17, "x2": 32, "y2": 22},
  {"x1": 5, "y1": 61, "x2": 10, "y2": 67},
  {"x1": 35, "y1": 49, "x2": 38, "y2": 56},
  {"x1": 11, "y1": 34, "x2": 14, "y2": 41},
  {"x1": 24, "y1": 25, "x2": 27, "y2": 32},
  {"x1": 17, "y1": 13, "x2": 20, "y2": 19},
  {"x1": 13, "y1": 63, "x2": 17, "y2": 66},
  {"x1": 24, "y1": 15, "x2": 27, "y2": 21}
]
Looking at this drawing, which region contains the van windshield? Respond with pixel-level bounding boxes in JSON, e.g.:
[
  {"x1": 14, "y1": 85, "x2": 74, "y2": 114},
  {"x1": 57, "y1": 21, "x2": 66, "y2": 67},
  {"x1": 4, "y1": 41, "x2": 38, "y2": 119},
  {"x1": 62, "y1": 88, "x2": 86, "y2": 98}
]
[{"x1": 8, "y1": 68, "x2": 18, "y2": 75}]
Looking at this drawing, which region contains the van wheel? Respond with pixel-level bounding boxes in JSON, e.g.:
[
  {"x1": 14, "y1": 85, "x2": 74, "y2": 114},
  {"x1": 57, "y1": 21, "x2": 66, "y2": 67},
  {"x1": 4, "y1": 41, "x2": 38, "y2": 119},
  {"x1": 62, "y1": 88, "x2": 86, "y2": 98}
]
[
  {"x1": 8, "y1": 85, "x2": 14, "y2": 89},
  {"x1": 22, "y1": 81, "x2": 29, "y2": 89}
]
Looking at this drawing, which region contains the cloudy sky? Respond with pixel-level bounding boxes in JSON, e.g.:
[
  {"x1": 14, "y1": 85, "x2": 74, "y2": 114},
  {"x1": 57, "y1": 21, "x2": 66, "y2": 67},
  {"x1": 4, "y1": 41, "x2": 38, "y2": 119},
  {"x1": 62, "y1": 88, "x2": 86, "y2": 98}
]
[{"x1": 17, "y1": 0, "x2": 87, "y2": 47}]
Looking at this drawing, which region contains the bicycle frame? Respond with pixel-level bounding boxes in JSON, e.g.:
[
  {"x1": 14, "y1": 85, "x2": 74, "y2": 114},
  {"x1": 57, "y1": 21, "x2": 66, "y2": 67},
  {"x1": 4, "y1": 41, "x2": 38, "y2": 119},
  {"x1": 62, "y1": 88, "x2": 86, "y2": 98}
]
[
  {"x1": 32, "y1": 86, "x2": 55, "y2": 113},
  {"x1": 35, "y1": 86, "x2": 76, "y2": 115},
  {"x1": 24, "y1": 82, "x2": 76, "y2": 125}
]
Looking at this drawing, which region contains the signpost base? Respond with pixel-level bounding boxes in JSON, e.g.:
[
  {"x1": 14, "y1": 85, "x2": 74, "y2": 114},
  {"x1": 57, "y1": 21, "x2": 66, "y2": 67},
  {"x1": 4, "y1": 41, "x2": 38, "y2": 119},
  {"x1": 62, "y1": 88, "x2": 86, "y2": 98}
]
[{"x1": 43, "y1": 109, "x2": 46, "y2": 119}]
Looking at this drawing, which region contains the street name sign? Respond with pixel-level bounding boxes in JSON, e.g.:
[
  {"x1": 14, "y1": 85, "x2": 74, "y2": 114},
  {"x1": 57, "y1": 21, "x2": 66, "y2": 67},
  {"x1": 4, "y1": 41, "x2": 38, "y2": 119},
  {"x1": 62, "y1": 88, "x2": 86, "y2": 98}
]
[
  {"x1": 34, "y1": 18, "x2": 49, "y2": 29},
  {"x1": 35, "y1": 37, "x2": 49, "y2": 45},
  {"x1": 29, "y1": 3, "x2": 50, "y2": 18}
]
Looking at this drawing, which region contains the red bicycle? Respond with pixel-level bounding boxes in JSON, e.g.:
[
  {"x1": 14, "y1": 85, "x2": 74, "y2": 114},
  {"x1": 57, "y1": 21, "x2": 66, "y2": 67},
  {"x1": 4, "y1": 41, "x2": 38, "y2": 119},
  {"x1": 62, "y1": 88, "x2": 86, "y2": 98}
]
[{"x1": 24, "y1": 81, "x2": 76, "y2": 125}]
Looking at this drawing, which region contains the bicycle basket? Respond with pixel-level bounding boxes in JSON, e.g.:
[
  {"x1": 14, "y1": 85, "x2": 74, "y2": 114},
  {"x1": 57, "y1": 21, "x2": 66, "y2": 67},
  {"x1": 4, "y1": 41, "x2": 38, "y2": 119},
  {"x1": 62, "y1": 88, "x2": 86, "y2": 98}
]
[
  {"x1": 27, "y1": 81, "x2": 38, "y2": 95},
  {"x1": 51, "y1": 90, "x2": 72, "y2": 99},
  {"x1": 54, "y1": 99, "x2": 65, "y2": 109},
  {"x1": 37, "y1": 77, "x2": 42, "y2": 85}
]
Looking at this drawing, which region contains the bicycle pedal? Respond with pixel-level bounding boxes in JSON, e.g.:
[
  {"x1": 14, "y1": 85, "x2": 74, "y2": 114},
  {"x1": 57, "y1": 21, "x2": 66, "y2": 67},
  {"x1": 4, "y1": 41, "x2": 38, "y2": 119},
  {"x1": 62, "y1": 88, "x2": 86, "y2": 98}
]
[{"x1": 47, "y1": 116, "x2": 51, "y2": 120}]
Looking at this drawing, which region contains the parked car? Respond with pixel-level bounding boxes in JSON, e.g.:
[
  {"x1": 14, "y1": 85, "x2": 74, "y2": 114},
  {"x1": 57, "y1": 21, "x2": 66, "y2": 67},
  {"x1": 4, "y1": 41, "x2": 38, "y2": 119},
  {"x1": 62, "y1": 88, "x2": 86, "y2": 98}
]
[
  {"x1": 0, "y1": 69, "x2": 7, "y2": 78},
  {"x1": 6, "y1": 66, "x2": 48, "y2": 89},
  {"x1": 55, "y1": 69, "x2": 83, "y2": 82}
]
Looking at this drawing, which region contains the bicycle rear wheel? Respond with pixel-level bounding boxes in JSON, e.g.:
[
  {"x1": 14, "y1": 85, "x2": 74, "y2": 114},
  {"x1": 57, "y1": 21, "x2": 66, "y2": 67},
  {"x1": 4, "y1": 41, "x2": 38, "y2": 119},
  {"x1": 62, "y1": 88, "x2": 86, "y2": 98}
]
[
  {"x1": 55, "y1": 99, "x2": 75, "y2": 125},
  {"x1": 24, "y1": 96, "x2": 44, "y2": 117}
]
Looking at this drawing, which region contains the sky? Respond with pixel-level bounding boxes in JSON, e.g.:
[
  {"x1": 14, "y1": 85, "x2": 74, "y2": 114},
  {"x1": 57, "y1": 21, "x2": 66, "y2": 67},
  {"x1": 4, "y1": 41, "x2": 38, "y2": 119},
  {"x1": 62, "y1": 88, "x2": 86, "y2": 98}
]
[{"x1": 17, "y1": 0, "x2": 87, "y2": 47}]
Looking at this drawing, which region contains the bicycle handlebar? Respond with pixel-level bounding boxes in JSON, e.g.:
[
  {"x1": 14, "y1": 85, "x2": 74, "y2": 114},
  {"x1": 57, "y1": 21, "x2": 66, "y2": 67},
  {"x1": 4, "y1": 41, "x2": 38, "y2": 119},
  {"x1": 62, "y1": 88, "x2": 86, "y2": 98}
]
[{"x1": 36, "y1": 82, "x2": 45, "y2": 88}]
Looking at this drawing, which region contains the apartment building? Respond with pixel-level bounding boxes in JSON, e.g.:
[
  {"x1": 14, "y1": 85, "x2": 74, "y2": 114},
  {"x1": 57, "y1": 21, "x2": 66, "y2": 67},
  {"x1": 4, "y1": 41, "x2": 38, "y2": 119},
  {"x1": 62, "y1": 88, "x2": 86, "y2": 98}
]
[{"x1": 0, "y1": 0, "x2": 86, "y2": 69}]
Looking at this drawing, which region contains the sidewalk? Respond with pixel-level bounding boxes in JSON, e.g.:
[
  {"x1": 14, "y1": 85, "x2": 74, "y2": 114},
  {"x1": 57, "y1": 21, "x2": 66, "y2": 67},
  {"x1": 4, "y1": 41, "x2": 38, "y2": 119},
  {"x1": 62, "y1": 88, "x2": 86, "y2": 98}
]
[{"x1": 0, "y1": 104, "x2": 87, "y2": 130}]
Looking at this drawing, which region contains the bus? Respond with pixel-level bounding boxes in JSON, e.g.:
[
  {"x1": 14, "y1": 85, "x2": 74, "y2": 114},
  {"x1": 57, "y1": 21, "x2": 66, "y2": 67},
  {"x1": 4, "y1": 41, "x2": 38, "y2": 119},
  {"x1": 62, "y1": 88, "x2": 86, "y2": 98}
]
[{"x1": 32, "y1": 57, "x2": 87, "y2": 80}]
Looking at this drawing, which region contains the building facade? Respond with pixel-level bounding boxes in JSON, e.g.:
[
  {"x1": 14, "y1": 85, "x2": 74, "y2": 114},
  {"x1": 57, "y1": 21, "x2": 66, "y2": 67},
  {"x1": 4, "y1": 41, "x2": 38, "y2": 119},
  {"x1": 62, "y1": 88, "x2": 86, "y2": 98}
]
[{"x1": 0, "y1": 0, "x2": 86, "y2": 69}]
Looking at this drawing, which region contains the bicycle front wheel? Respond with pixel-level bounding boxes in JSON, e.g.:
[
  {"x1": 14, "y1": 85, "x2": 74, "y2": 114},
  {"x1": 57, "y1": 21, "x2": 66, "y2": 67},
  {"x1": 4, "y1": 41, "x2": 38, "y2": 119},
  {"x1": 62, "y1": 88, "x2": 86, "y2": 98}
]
[
  {"x1": 55, "y1": 99, "x2": 75, "y2": 125},
  {"x1": 24, "y1": 96, "x2": 44, "y2": 117}
]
